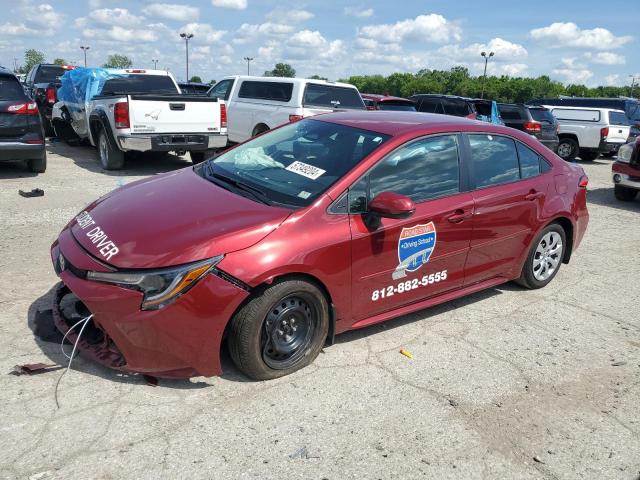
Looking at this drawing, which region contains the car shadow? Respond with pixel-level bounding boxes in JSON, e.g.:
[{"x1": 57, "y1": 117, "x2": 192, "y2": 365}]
[
  {"x1": 588, "y1": 186, "x2": 640, "y2": 212},
  {"x1": 47, "y1": 141, "x2": 193, "y2": 177},
  {"x1": 0, "y1": 162, "x2": 41, "y2": 180}
]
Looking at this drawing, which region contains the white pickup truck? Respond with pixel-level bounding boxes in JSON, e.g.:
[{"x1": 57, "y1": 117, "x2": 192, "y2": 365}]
[
  {"x1": 52, "y1": 68, "x2": 227, "y2": 169},
  {"x1": 208, "y1": 76, "x2": 365, "y2": 144},
  {"x1": 542, "y1": 106, "x2": 630, "y2": 161}
]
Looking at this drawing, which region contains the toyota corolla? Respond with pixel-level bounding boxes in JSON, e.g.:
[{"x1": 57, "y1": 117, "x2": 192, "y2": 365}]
[{"x1": 51, "y1": 111, "x2": 589, "y2": 380}]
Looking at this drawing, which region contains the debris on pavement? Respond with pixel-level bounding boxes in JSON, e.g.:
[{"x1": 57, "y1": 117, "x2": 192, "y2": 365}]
[
  {"x1": 399, "y1": 349, "x2": 413, "y2": 359},
  {"x1": 18, "y1": 188, "x2": 44, "y2": 198},
  {"x1": 611, "y1": 361, "x2": 627, "y2": 366},
  {"x1": 288, "y1": 446, "x2": 320, "y2": 460},
  {"x1": 533, "y1": 455, "x2": 545, "y2": 464},
  {"x1": 12, "y1": 363, "x2": 60, "y2": 375},
  {"x1": 448, "y1": 398, "x2": 459, "y2": 407}
]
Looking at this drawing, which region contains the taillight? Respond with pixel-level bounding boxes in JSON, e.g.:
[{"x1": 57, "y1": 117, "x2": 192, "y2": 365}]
[
  {"x1": 288, "y1": 114, "x2": 303, "y2": 122},
  {"x1": 220, "y1": 103, "x2": 227, "y2": 129},
  {"x1": 114, "y1": 101, "x2": 130, "y2": 129},
  {"x1": 125, "y1": 69, "x2": 146, "y2": 74},
  {"x1": 600, "y1": 127, "x2": 609, "y2": 138},
  {"x1": 579, "y1": 175, "x2": 589, "y2": 189},
  {"x1": 46, "y1": 86, "x2": 56, "y2": 104},
  {"x1": 524, "y1": 121, "x2": 542, "y2": 133},
  {"x1": 5, "y1": 102, "x2": 38, "y2": 115}
]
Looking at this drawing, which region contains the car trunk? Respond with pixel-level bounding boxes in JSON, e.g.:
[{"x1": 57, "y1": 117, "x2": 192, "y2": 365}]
[
  {"x1": 0, "y1": 101, "x2": 29, "y2": 139},
  {"x1": 128, "y1": 94, "x2": 222, "y2": 134}
]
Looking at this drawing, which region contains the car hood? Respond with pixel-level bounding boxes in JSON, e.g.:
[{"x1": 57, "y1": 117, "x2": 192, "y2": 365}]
[{"x1": 70, "y1": 168, "x2": 292, "y2": 269}]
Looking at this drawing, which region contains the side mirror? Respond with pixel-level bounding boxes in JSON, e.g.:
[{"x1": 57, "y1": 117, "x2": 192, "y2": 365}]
[{"x1": 368, "y1": 191, "x2": 415, "y2": 219}]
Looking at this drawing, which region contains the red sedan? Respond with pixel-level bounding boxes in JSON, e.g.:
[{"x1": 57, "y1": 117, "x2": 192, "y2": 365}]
[
  {"x1": 361, "y1": 93, "x2": 416, "y2": 111},
  {"x1": 51, "y1": 111, "x2": 589, "y2": 380}
]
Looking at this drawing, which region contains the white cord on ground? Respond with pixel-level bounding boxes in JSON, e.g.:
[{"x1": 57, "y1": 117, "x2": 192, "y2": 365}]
[
  {"x1": 60, "y1": 315, "x2": 92, "y2": 360},
  {"x1": 54, "y1": 314, "x2": 93, "y2": 409}
]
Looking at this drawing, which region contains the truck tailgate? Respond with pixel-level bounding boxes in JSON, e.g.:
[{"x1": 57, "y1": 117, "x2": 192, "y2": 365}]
[{"x1": 128, "y1": 95, "x2": 222, "y2": 134}]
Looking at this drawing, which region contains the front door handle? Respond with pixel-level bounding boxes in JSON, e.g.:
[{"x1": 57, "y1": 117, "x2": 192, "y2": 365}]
[
  {"x1": 524, "y1": 191, "x2": 544, "y2": 201},
  {"x1": 447, "y1": 209, "x2": 472, "y2": 223}
]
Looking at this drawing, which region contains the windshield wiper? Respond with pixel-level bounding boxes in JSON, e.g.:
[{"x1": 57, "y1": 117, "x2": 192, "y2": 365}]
[{"x1": 204, "y1": 162, "x2": 272, "y2": 205}]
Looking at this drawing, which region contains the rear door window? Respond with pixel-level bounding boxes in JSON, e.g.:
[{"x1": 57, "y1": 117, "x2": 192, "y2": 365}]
[
  {"x1": 468, "y1": 134, "x2": 520, "y2": 188},
  {"x1": 238, "y1": 81, "x2": 293, "y2": 102},
  {"x1": 442, "y1": 99, "x2": 470, "y2": 116},
  {"x1": 0, "y1": 77, "x2": 27, "y2": 100},
  {"x1": 303, "y1": 84, "x2": 365, "y2": 109}
]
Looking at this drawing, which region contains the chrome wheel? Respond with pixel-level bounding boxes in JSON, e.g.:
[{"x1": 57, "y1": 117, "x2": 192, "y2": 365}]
[
  {"x1": 262, "y1": 294, "x2": 317, "y2": 370},
  {"x1": 532, "y1": 231, "x2": 563, "y2": 281},
  {"x1": 557, "y1": 142, "x2": 572, "y2": 159},
  {"x1": 98, "y1": 133, "x2": 108, "y2": 168}
]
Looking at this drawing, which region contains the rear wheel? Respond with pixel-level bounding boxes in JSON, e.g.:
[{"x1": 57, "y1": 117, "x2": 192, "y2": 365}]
[
  {"x1": 53, "y1": 121, "x2": 81, "y2": 146},
  {"x1": 601, "y1": 151, "x2": 616, "y2": 159},
  {"x1": 557, "y1": 138, "x2": 578, "y2": 161},
  {"x1": 252, "y1": 124, "x2": 269, "y2": 137},
  {"x1": 228, "y1": 279, "x2": 329, "y2": 380},
  {"x1": 517, "y1": 224, "x2": 566, "y2": 289},
  {"x1": 579, "y1": 150, "x2": 599, "y2": 161},
  {"x1": 27, "y1": 154, "x2": 46, "y2": 173},
  {"x1": 614, "y1": 185, "x2": 638, "y2": 201},
  {"x1": 98, "y1": 129, "x2": 124, "y2": 170}
]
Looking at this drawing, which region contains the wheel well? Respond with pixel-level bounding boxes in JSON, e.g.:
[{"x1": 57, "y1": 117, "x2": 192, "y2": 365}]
[
  {"x1": 252, "y1": 123, "x2": 269, "y2": 137},
  {"x1": 551, "y1": 217, "x2": 574, "y2": 263},
  {"x1": 558, "y1": 133, "x2": 578, "y2": 143}
]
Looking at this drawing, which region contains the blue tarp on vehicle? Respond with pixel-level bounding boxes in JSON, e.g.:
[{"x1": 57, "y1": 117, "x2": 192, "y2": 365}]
[{"x1": 57, "y1": 67, "x2": 126, "y2": 104}]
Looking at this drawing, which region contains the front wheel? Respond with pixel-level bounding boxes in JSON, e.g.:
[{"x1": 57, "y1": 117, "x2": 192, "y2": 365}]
[
  {"x1": 557, "y1": 138, "x2": 578, "y2": 161},
  {"x1": 228, "y1": 280, "x2": 329, "y2": 380},
  {"x1": 517, "y1": 224, "x2": 566, "y2": 289},
  {"x1": 97, "y1": 129, "x2": 124, "y2": 170},
  {"x1": 614, "y1": 185, "x2": 638, "y2": 201}
]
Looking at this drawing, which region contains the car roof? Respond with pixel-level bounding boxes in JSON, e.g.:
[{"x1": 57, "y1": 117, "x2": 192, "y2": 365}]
[
  {"x1": 0, "y1": 67, "x2": 18, "y2": 78},
  {"x1": 361, "y1": 93, "x2": 414, "y2": 103},
  {"x1": 314, "y1": 110, "x2": 507, "y2": 136},
  {"x1": 544, "y1": 105, "x2": 625, "y2": 113},
  {"x1": 410, "y1": 94, "x2": 472, "y2": 101},
  {"x1": 222, "y1": 75, "x2": 357, "y2": 89}
]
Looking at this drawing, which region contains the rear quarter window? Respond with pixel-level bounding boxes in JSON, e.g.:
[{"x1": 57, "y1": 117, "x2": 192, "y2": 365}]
[
  {"x1": 303, "y1": 84, "x2": 364, "y2": 109},
  {"x1": 238, "y1": 81, "x2": 293, "y2": 102},
  {"x1": 0, "y1": 77, "x2": 27, "y2": 100},
  {"x1": 552, "y1": 109, "x2": 600, "y2": 122}
]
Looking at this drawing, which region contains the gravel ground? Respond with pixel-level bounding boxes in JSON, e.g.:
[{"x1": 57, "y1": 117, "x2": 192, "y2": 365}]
[{"x1": 0, "y1": 141, "x2": 639, "y2": 480}]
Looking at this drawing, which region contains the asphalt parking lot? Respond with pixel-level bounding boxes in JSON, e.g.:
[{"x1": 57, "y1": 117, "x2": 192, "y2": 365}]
[{"x1": 1, "y1": 142, "x2": 639, "y2": 480}]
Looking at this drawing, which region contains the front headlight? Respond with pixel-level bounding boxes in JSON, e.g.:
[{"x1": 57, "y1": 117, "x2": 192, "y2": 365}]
[
  {"x1": 617, "y1": 143, "x2": 633, "y2": 163},
  {"x1": 87, "y1": 256, "x2": 223, "y2": 310}
]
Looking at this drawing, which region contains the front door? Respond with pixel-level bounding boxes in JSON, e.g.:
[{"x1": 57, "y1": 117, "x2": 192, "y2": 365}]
[{"x1": 349, "y1": 134, "x2": 474, "y2": 322}]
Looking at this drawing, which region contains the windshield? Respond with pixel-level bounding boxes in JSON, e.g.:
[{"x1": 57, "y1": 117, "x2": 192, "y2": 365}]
[
  {"x1": 0, "y1": 77, "x2": 27, "y2": 100},
  {"x1": 609, "y1": 111, "x2": 630, "y2": 126},
  {"x1": 100, "y1": 75, "x2": 178, "y2": 95},
  {"x1": 378, "y1": 102, "x2": 416, "y2": 112},
  {"x1": 205, "y1": 119, "x2": 390, "y2": 207},
  {"x1": 34, "y1": 66, "x2": 66, "y2": 84}
]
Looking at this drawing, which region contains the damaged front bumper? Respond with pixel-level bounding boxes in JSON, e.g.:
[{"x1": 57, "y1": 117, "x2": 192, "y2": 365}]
[{"x1": 50, "y1": 229, "x2": 250, "y2": 379}]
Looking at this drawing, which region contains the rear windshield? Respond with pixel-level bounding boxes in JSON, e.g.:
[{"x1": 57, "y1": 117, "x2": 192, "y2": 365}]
[
  {"x1": 34, "y1": 66, "x2": 66, "y2": 84},
  {"x1": 303, "y1": 84, "x2": 365, "y2": 109},
  {"x1": 100, "y1": 75, "x2": 178, "y2": 95},
  {"x1": 441, "y1": 98, "x2": 471, "y2": 116},
  {"x1": 609, "y1": 111, "x2": 630, "y2": 126},
  {"x1": 529, "y1": 108, "x2": 555, "y2": 124},
  {"x1": 378, "y1": 101, "x2": 416, "y2": 111},
  {"x1": 0, "y1": 77, "x2": 27, "y2": 100},
  {"x1": 179, "y1": 84, "x2": 210, "y2": 95}
]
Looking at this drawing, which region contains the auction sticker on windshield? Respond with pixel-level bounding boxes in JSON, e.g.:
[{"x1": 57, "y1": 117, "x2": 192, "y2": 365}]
[{"x1": 285, "y1": 161, "x2": 326, "y2": 180}]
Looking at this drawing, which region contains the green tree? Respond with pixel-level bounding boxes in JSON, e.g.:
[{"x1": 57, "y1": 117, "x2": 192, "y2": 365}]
[
  {"x1": 189, "y1": 75, "x2": 202, "y2": 83},
  {"x1": 102, "y1": 54, "x2": 133, "y2": 69},
  {"x1": 21, "y1": 49, "x2": 45, "y2": 73},
  {"x1": 52, "y1": 58, "x2": 66, "y2": 66},
  {"x1": 264, "y1": 63, "x2": 296, "y2": 78},
  {"x1": 309, "y1": 74, "x2": 328, "y2": 81}
]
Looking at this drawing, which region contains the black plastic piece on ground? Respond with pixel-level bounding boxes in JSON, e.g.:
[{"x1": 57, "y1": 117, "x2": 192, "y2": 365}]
[{"x1": 19, "y1": 188, "x2": 44, "y2": 198}]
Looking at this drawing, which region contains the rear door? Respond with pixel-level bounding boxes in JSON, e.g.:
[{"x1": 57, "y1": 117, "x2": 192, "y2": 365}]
[
  {"x1": 463, "y1": 134, "x2": 550, "y2": 285},
  {"x1": 349, "y1": 134, "x2": 474, "y2": 322},
  {"x1": 0, "y1": 76, "x2": 31, "y2": 139}
]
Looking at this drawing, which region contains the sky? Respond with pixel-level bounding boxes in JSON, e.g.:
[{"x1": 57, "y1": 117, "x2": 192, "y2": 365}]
[{"x1": 0, "y1": 0, "x2": 637, "y2": 87}]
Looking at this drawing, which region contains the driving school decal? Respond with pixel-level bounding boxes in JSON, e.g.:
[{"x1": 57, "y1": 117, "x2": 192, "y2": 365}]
[
  {"x1": 392, "y1": 222, "x2": 436, "y2": 280},
  {"x1": 76, "y1": 211, "x2": 120, "y2": 261}
]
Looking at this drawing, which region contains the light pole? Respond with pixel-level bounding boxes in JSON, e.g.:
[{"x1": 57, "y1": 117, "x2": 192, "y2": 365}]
[
  {"x1": 80, "y1": 46, "x2": 90, "y2": 67},
  {"x1": 630, "y1": 75, "x2": 637, "y2": 98},
  {"x1": 480, "y1": 51, "x2": 494, "y2": 99},
  {"x1": 179, "y1": 32, "x2": 194, "y2": 81},
  {"x1": 243, "y1": 56, "x2": 253, "y2": 76},
  {"x1": 152, "y1": 59, "x2": 159, "y2": 69}
]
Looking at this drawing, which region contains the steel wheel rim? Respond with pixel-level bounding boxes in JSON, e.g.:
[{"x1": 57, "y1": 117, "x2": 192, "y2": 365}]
[
  {"x1": 557, "y1": 142, "x2": 572, "y2": 158},
  {"x1": 532, "y1": 231, "x2": 563, "y2": 281},
  {"x1": 262, "y1": 294, "x2": 317, "y2": 370},
  {"x1": 99, "y1": 134, "x2": 108, "y2": 166}
]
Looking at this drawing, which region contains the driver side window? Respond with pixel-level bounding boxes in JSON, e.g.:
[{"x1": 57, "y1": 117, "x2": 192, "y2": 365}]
[{"x1": 348, "y1": 135, "x2": 460, "y2": 213}]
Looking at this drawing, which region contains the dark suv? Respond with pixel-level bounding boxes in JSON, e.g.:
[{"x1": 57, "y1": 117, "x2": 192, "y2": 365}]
[
  {"x1": 409, "y1": 94, "x2": 477, "y2": 119},
  {"x1": 498, "y1": 104, "x2": 559, "y2": 152},
  {"x1": 23, "y1": 63, "x2": 75, "y2": 135},
  {"x1": 0, "y1": 67, "x2": 46, "y2": 172}
]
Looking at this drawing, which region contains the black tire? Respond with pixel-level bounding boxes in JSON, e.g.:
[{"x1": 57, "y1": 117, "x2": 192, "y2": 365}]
[
  {"x1": 53, "y1": 121, "x2": 81, "y2": 146},
  {"x1": 516, "y1": 223, "x2": 566, "y2": 290},
  {"x1": 228, "y1": 279, "x2": 329, "y2": 380},
  {"x1": 190, "y1": 151, "x2": 208, "y2": 164},
  {"x1": 579, "y1": 150, "x2": 599, "y2": 161},
  {"x1": 614, "y1": 185, "x2": 638, "y2": 202},
  {"x1": 97, "y1": 129, "x2": 124, "y2": 170},
  {"x1": 601, "y1": 151, "x2": 616, "y2": 159},
  {"x1": 27, "y1": 154, "x2": 47, "y2": 173},
  {"x1": 557, "y1": 138, "x2": 578, "y2": 161},
  {"x1": 252, "y1": 124, "x2": 269, "y2": 137}
]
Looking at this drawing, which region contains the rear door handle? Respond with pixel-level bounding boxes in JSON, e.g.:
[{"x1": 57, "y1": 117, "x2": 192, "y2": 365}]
[
  {"x1": 169, "y1": 103, "x2": 185, "y2": 111},
  {"x1": 524, "y1": 191, "x2": 544, "y2": 201},
  {"x1": 447, "y1": 209, "x2": 473, "y2": 223}
]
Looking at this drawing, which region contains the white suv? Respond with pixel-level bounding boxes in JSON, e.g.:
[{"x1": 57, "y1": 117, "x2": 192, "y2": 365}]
[
  {"x1": 544, "y1": 106, "x2": 631, "y2": 161},
  {"x1": 208, "y1": 76, "x2": 365, "y2": 144}
]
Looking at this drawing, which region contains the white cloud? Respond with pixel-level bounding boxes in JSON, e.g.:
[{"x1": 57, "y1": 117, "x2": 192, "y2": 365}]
[
  {"x1": 26, "y1": 4, "x2": 64, "y2": 29},
  {"x1": 552, "y1": 58, "x2": 593, "y2": 84},
  {"x1": 89, "y1": 8, "x2": 144, "y2": 28},
  {"x1": 439, "y1": 38, "x2": 528, "y2": 61},
  {"x1": 233, "y1": 22, "x2": 294, "y2": 44},
  {"x1": 285, "y1": 30, "x2": 345, "y2": 62},
  {"x1": 0, "y1": 23, "x2": 39, "y2": 36},
  {"x1": 83, "y1": 26, "x2": 159, "y2": 43},
  {"x1": 211, "y1": 0, "x2": 247, "y2": 10},
  {"x1": 144, "y1": 3, "x2": 200, "y2": 22},
  {"x1": 179, "y1": 23, "x2": 226, "y2": 43},
  {"x1": 359, "y1": 14, "x2": 462, "y2": 45},
  {"x1": 344, "y1": 7, "x2": 374, "y2": 18},
  {"x1": 584, "y1": 51, "x2": 625, "y2": 65},
  {"x1": 530, "y1": 22, "x2": 632, "y2": 50},
  {"x1": 266, "y1": 9, "x2": 314, "y2": 23},
  {"x1": 604, "y1": 74, "x2": 621, "y2": 86}
]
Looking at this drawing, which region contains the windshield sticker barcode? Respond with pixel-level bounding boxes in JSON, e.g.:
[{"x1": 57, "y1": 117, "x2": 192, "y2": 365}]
[{"x1": 285, "y1": 161, "x2": 326, "y2": 180}]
